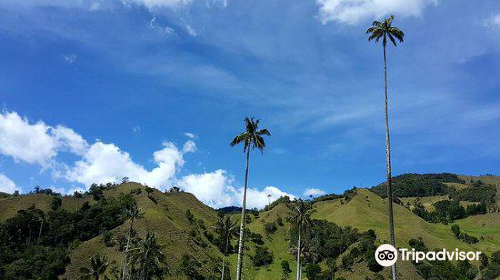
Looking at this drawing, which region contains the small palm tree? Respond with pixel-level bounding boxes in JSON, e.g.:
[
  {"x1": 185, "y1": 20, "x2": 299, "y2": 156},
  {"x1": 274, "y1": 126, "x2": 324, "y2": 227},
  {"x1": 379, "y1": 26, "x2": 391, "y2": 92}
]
[
  {"x1": 366, "y1": 15, "x2": 404, "y2": 280},
  {"x1": 78, "y1": 254, "x2": 109, "y2": 280},
  {"x1": 121, "y1": 203, "x2": 144, "y2": 280},
  {"x1": 128, "y1": 231, "x2": 166, "y2": 280},
  {"x1": 215, "y1": 214, "x2": 238, "y2": 280},
  {"x1": 287, "y1": 199, "x2": 313, "y2": 280},
  {"x1": 230, "y1": 117, "x2": 271, "y2": 280}
]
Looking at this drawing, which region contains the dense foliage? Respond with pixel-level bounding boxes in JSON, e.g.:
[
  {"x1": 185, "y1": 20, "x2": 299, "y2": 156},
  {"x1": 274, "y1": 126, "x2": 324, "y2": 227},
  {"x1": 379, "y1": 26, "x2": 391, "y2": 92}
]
[
  {"x1": 449, "y1": 181, "x2": 496, "y2": 204},
  {"x1": 411, "y1": 199, "x2": 487, "y2": 224},
  {"x1": 0, "y1": 193, "x2": 135, "y2": 279},
  {"x1": 371, "y1": 173, "x2": 464, "y2": 198},
  {"x1": 408, "y1": 238, "x2": 500, "y2": 280}
]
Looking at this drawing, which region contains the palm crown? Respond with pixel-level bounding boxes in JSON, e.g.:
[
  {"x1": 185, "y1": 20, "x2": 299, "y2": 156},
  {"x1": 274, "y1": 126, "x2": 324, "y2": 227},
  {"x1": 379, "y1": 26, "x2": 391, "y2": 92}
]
[
  {"x1": 230, "y1": 117, "x2": 270, "y2": 153},
  {"x1": 366, "y1": 15, "x2": 405, "y2": 47},
  {"x1": 287, "y1": 199, "x2": 313, "y2": 229},
  {"x1": 78, "y1": 254, "x2": 109, "y2": 280}
]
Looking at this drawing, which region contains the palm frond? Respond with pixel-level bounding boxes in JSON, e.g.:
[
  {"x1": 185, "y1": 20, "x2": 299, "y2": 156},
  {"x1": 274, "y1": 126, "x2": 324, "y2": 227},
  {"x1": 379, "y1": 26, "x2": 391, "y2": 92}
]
[
  {"x1": 389, "y1": 27, "x2": 405, "y2": 42},
  {"x1": 387, "y1": 32, "x2": 397, "y2": 47},
  {"x1": 366, "y1": 15, "x2": 404, "y2": 48},
  {"x1": 231, "y1": 117, "x2": 270, "y2": 154},
  {"x1": 230, "y1": 133, "x2": 249, "y2": 147},
  {"x1": 254, "y1": 135, "x2": 266, "y2": 153},
  {"x1": 257, "y1": 128, "x2": 271, "y2": 136}
]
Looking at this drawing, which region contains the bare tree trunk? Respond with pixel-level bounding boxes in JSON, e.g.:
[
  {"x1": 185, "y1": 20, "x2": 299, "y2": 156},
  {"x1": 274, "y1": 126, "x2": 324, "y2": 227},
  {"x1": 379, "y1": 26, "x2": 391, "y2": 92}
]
[
  {"x1": 296, "y1": 227, "x2": 301, "y2": 280},
  {"x1": 384, "y1": 43, "x2": 397, "y2": 280},
  {"x1": 236, "y1": 148, "x2": 250, "y2": 280}
]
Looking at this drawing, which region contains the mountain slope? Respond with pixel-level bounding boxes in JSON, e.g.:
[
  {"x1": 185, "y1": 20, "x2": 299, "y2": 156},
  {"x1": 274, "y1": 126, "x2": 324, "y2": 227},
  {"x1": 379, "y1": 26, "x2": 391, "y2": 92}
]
[{"x1": 1, "y1": 175, "x2": 499, "y2": 280}]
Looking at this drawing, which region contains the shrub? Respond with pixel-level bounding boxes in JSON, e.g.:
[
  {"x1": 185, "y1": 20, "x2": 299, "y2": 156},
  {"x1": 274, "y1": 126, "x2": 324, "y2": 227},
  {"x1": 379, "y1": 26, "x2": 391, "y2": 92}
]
[
  {"x1": 451, "y1": 224, "x2": 461, "y2": 239},
  {"x1": 252, "y1": 246, "x2": 273, "y2": 267},
  {"x1": 51, "y1": 196, "x2": 62, "y2": 210},
  {"x1": 305, "y1": 263, "x2": 322, "y2": 279},
  {"x1": 281, "y1": 260, "x2": 291, "y2": 274},
  {"x1": 185, "y1": 209, "x2": 194, "y2": 224},
  {"x1": 102, "y1": 231, "x2": 115, "y2": 247},
  {"x1": 264, "y1": 222, "x2": 277, "y2": 235}
]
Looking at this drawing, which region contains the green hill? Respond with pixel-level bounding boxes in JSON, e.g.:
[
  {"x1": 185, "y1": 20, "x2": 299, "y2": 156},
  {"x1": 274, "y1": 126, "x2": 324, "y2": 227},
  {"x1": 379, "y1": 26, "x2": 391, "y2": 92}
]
[{"x1": 0, "y1": 175, "x2": 499, "y2": 280}]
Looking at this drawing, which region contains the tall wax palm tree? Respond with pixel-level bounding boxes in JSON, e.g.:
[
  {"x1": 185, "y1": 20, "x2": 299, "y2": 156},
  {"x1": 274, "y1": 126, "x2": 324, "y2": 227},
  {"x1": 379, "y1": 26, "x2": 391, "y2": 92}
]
[
  {"x1": 366, "y1": 15, "x2": 404, "y2": 280},
  {"x1": 78, "y1": 254, "x2": 109, "y2": 280},
  {"x1": 121, "y1": 203, "x2": 144, "y2": 280},
  {"x1": 215, "y1": 215, "x2": 238, "y2": 280},
  {"x1": 287, "y1": 199, "x2": 313, "y2": 280},
  {"x1": 128, "y1": 231, "x2": 166, "y2": 280},
  {"x1": 230, "y1": 117, "x2": 271, "y2": 280}
]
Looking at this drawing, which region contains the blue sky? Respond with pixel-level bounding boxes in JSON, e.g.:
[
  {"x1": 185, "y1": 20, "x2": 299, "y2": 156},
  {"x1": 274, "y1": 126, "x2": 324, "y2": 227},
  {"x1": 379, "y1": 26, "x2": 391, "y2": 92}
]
[{"x1": 0, "y1": 0, "x2": 499, "y2": 208}]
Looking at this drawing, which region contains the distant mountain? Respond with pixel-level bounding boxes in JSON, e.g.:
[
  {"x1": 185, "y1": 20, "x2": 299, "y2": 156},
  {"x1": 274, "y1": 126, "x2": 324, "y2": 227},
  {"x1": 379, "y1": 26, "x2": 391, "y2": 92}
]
[{"x1": 217, "y1": 206, "x2": 243, "y2": 214}]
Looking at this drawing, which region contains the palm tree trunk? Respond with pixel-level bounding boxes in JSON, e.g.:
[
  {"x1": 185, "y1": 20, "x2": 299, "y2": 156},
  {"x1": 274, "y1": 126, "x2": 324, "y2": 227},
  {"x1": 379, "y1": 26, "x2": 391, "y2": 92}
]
[
  {"x1": 38, "y1": 218, "x2": 44, "y2": 239},
  {"x1": 236, "y1": 148, "x2": 250, "y2": 280},
  {"x1": 296, "y1": 227, "x2": 301, "y2": 280},
  {"x1": 122, "y1": 218, "x2": 135, "y2": 280},
  {"x1": 383, "y1": 43, "x2": 397, "y2": 280},
  {"x1": 222, "y1": 234, "x2": 229, "y2": 280}
]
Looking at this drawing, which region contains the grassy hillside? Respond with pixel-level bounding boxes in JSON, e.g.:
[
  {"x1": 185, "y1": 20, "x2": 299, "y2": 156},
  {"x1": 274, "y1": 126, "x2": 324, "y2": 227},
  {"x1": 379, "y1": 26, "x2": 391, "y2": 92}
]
[
  {"x1": 0, "y1": 175, "x2": 499, "y2": 280},
  {"x1": 61, "y1": 183, "x2": 222, "y2": 280},
  {"x1": 313, "y1": 189, "x2": 497, "y2": 254}
]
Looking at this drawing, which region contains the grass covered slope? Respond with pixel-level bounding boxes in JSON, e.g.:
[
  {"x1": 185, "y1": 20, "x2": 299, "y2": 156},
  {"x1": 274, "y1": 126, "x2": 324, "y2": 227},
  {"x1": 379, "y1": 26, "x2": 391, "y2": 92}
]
[
  {"x1": 313, "y1": 189, "x2": 498, "y2": 255},
  {"x1": 0, "y1": 194, "x2": 90, "y2": 222},
  {"x1": 61, "y1": 183, "x2": 222, "y2": 280},
  {"x1": 1, "y1": 175, "x2": 499, "y2": 280}
]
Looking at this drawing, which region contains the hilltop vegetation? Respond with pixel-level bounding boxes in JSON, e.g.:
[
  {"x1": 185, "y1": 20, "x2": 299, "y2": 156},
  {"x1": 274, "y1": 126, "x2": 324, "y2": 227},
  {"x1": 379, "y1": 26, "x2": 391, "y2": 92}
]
[
  {"x1": 0, "y1": 174, "x2": 499, "y2": 280},
  {"x1": 371, "y1": 173, "x2": 465, "y2": 198}
]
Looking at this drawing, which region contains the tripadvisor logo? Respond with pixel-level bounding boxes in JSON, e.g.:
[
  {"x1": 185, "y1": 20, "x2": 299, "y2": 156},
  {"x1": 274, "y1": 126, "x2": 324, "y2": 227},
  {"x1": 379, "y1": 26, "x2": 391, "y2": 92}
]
[{"x1": 375, "y1": 244, "x2": 482, "y2": 266}]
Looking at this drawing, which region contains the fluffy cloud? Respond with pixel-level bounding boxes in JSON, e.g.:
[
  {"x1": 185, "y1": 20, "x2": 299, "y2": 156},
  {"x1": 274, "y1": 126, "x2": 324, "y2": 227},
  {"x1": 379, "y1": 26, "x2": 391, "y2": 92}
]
[
  {"x1": 184, "y1": 132, "x2": 196, "y2": 139},
  {"x1": 178, "y1": 170, "x2": 295, "y2": 209},
  {"x1": 52, "y1": 125, "x2": 89, "y2": 156},
  {"x1": 177, "y1": 170, "x2": 239, "y2": 207},
  {"x1": 0, "y1": 173, "x2": 18, "y2": 194},
  {"x1": 0, "y1": 111, "x2": 58, "y2": 167},
  {"x1": 0, "y1": 110, "x2": 293, "y2": 208},
  {"x1": 65, "y1": 141, "x2": 193, "y2": 188},
  {"x1": 0, "y1": 111, "x2": 89, "y2": 167},
  {"x1": 303, "y1": 187, "x2": 326, "y2": 197},
  {"x1": 316, "y1": 0, "x2": 437, "y2": 24}
]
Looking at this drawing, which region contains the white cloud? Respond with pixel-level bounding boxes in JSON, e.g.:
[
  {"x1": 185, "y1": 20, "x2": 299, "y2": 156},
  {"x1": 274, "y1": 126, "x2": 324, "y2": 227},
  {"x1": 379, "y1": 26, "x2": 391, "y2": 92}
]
[
  {"x1": 178, "y1": 170, "x2": 295, "y2": 209},
  {"x1": 0, "y1": 111, "x2": 90, "y2": 167},
  {"x1": 316, "y1": 0, "x2": 437, "y2": 24},
  {"x1": 182, "y1": 140, "x2": 197, "y2": 153},
  {"x1": 303, "y1": 187, "x2": 326, "y2": 197},
  {"x1": 184, "y1": 132, "x2": 196, "y2": 139},
  {"x1": 0, "y1": 111, "x2": 58, "y2": 167},
  {"x1": 484, "y1": 13, "x2": 500, "y2": 28},
  {"x1": 0, "y1": 173, "x2": 18, "y2": 194},
  {"x1": 178, "y1": 170, "x2": 239, "y2": 208},
  {"x1": 0, "y1": 110, "x2": 288, "y2": 207},
  {"x1": 246, "y1": 186, "x2": 295, "y2": 209},
  {"x1": 52, "y1": 125, "x2": 89, "y2": 156},
  {"x1": 65, "y1": 140, "x2": 193, "y2": 188}
]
